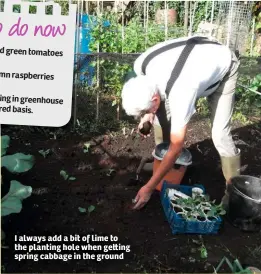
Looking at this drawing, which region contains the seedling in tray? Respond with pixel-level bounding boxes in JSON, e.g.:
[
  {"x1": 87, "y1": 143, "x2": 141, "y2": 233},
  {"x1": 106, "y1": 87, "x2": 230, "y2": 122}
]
[{"x1": 167, "y1": 188, "x2": 226, "y2": 222}]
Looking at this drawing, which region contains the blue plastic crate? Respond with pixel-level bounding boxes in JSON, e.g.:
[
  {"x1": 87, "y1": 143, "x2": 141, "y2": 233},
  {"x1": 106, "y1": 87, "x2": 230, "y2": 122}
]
[{"x1": 160, "y1": 181, "x2": 223, "y2": 235}]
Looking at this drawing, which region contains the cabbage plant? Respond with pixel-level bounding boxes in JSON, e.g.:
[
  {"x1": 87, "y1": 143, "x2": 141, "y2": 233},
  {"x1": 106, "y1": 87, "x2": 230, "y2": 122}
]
[
  {"x1": 167, "y1": 188, "x2": 226, "y2": 222},
  {"x1": 1, "y1": 135, "x2": 35, "y2": 240}
]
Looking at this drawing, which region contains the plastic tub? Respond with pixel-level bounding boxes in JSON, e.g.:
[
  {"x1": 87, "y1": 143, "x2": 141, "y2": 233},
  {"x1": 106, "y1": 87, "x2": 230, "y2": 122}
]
[{"x1": 152, "y1": 142, "x2": 192, "y2": 191}]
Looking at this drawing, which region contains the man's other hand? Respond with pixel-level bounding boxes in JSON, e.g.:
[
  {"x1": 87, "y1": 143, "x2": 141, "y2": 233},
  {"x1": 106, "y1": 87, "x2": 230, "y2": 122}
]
[
  {"x1": 138, "y1": 113, "x2": 154, "y2": 137},
  {"x1": 132, "y1": 185, "x2": 153, "y2": 210}
]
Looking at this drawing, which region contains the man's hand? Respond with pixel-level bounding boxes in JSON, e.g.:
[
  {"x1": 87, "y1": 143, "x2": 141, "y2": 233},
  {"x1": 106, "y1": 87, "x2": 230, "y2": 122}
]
[
  {"x1": 132, "y1": 185, "x2": 153, "y2": 210},
  {"x1": 138, "y1": 113, "x2": 154, "y2": 137}
]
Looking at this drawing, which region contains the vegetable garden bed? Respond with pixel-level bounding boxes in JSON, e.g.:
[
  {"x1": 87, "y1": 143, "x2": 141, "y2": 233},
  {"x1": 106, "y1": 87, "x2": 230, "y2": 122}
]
[{"x1": 1, "y1": 114, "x2": 261, "y2": 273}]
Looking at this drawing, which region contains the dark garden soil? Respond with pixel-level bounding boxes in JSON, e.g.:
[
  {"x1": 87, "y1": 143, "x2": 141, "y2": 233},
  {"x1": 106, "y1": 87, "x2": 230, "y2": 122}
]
[{"x1": 1, "y1": 115, "x2": 261, "y2": 273}]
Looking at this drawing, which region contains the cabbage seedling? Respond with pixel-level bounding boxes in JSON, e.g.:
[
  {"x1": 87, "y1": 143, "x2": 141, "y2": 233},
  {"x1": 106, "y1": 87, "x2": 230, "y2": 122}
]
[
  {"x1": 78, "y1": 205, "x2": 95, "y2": 215},
  {"x1": 168, "y1": 188, "x2": 226, "y2": 222},
  {"x1": 60, "y1": 170, "x2": 76, "y2": 181},
  {"x1": 106, "y1": 169, "x2": 115, "y2": 177},
  {"x1": 38, "y1": 149, "x2": 50, "y2": 158},
  {"x1": 83, "y1": 143, "x2": 91, "y2": 153},
  {"x1": 88, "y1": 205, "x2": 95, "y2": 216},
  {"x1": 78, "y1": 207, "x2": 87, "y2": 213}
]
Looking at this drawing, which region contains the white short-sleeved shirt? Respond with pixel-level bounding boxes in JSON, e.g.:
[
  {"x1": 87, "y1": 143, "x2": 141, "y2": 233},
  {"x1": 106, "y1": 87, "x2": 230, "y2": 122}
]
[{"x1": 133, "y1": 36, "x2": 232, "y2": 133}]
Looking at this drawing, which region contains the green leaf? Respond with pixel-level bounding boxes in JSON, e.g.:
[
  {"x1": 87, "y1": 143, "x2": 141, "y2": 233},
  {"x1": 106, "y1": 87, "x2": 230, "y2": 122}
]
[
  {"x1": 255, "y1": 22, "x2": 261, "y2": 30},
  {"x1": 88, "y1": 205, "x2": 95, "y2": 213},
  {"x1": 219, "y1": 209, "x2": 226, "y2": 215},
  {"x1": 38, "y1": 150, "x2": 45, "y2": 157},
  {"x1": 200, "y1": 246, "x2": 208, "y2": 259},
  {"x1": 69, "y1": 177, "x2": 76, "y2": 181},
  {"x1": 198, "y1": 209, "x2": 206, "y2": 218},
  {"x1": 38, "y1": 149, "x2": 50, "y2": 158},
  {"x1": 60, "y1": 170, "x2": 69, "y2": 180},
  {"x1": 254, "y1": 101, "x2": 261, "y2": 108},
  {"x1": 1, "y1": 135, "x2": 10, "y2": 156},
  {"x1": 78, "y1": 207, "x2": 87, "y2": 213},
  {"x1": 84, "y1": 143, "x2": 90, "y2": 153},
  {"x1": 1, "y1": 153, "x2": 35, "y2": 173},
  {"x1": 1, "y1": 180, "x2": 32, "y2": 217},
  {"x1": 207, "y1": 207, "x2": 217, "y2": 217},
  {"x1": 255, "y1": 74, "x2": 261, "y2": 81}
]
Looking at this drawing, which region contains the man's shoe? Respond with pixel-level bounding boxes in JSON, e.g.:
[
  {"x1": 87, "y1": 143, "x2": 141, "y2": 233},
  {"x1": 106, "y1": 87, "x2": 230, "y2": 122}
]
[{"x1": 220, "y1": 149, "x2": 241, "y2": 182}]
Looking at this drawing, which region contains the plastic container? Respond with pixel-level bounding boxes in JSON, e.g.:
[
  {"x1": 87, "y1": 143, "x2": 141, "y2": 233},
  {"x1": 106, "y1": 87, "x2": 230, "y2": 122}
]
[
  {"x1": 228, "y1": 175, "x2": 261, "y2": 232},
  {"x1": 152, "y1": 142, "x2": 192, "y2": 191},
  {"x1": 74, "y1": 14, "x2": 110, "y2": 85},
  {"x1": 160, "y1": 181, "x2": 223, "y2": 234},
  {"x1": 74, "y1": 14, "x2": 95, "y2": 85}
]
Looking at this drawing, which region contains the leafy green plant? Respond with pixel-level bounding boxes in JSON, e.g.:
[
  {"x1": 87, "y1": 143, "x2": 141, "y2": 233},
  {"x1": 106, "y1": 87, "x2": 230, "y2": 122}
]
[
  {"x1": 250, "y1": 73, "x2": 261, "y2": 93},
  {"x1": 232, "y1": 112, "x2": 251, "y2": 125},
  {"x1": 1, "y1": 136, "x2": 35, "y2": 174},
  {"x1": 122, "y1": 17, "x2": 146, "y2": 53},
  {"x1": 196, "y1": 98, "x2": 210, "y2": 117},
  {"x1": 192, "y1": 237, "x2": 208, "y2": 259},
  {"x1": 168, "y1": 188, "x2": 226, "y2": 222},
  {"x1": 87, "y1": 11, "x2": 133, "y2": 116},
  {"x1": 106, "y1": 168, "x2": 115, "y2": 177},
  {"x1": 83, "y1": 143, "x2": 91, "y2": 153},
  {"x1": 78, "y1": 207, "x2": 87, "y2": 213},
  {"x1": 88, "y1": 11, "x2": 122, "y2": 53},
  {"x1": 2, "y1": 181, "x2": 32, "y2": 217},
  {"x1": 200, "y1": 245, "x2": 208, "y2": 259},
  {"x1": 38, "y1": 149, "x2": 51, "y2": 158},
  {"x1": 235, "y1": 73, "x2": 261, "y2": 118},
  {"x1": 1, "y1": 135, "x2": 35, "y2": 240},
  {"x1": 78, "y1": 205, "x2": 95, "y2": 215},
  {"x1": 1, "y1": 135, "x2": 35, "y2": 174},
  {"x1": 253, "y1": 2, "x2": 261, "y2": 31},
  {"x1": 88, "y1": 205, "x2": 95, "y2": 214},
  {"x1": 60, "y1": 170, "x2": 76, "y2": 181}
]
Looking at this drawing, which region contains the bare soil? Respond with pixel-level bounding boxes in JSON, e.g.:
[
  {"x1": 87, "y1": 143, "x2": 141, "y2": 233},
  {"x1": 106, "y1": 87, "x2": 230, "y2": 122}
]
[{"x1": 1, "y1": 115, "x2": 261, "y2": 273}]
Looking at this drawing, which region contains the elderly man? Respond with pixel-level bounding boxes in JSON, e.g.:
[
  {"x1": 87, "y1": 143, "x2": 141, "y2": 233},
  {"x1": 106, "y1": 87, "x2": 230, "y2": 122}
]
[{"x1": 121, "y1": 36, "x2": 241, "y2": 210}]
